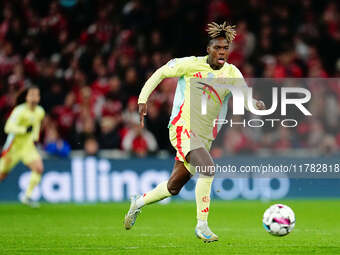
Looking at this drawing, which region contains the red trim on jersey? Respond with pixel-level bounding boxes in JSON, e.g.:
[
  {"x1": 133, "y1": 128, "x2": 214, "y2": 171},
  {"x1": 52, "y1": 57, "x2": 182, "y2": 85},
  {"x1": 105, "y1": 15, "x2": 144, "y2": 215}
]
[
  {"x1": 171, "y1": 102, "x2": 184, "y2": 126},
  {"x1": 175, "y1": 126, "x2": 186, "y2": 160},
  {"x1": 0, "y1": 140, "x2": 14, "y2": 158}
]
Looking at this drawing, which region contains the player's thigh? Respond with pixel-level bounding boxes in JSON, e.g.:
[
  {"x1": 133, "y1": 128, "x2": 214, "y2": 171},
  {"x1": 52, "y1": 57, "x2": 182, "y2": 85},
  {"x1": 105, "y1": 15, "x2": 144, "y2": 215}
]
[
  {"x1": 169, "y1": 125, "x2": 205, "y2": 175},
  {"x1": 22, "y1": 145, "x2": 43, "y2": 173},
  {"x1": 167, "y1": 160, "x2": 192, "y2": 195}
]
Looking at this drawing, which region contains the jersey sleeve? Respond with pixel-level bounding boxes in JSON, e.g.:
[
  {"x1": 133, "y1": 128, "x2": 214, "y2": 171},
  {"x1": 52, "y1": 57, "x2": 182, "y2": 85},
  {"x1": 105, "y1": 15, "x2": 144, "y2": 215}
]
[
  {"x1": 231, "y1": 65, "x2": 257, "y2": 111},
  {"x1": 4, "y1": 106, "x2": 26, "y2": 135},
  {"x1": 138, "y1": 57, "x2": 195, "y2": 104},
  {"x1": 33, "y1": 106, "x2": 45, "y2": 141}
]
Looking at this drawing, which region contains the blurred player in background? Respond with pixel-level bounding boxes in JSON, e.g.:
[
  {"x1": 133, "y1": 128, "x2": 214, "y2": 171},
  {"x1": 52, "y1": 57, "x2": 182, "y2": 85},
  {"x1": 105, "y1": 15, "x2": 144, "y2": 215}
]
[
  {"x1": 124, "y1": 22, "x2": 265, "y2": 242},
  {"x1": 0, "y1": 86, "x2": 45, "y2": 207}
]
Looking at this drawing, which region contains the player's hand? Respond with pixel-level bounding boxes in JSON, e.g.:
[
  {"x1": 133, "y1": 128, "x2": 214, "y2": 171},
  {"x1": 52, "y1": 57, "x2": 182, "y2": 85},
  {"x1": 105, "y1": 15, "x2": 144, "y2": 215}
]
[
  {"x1": 26, "y1": 125, "x2": 33, "y2": 133},
  {"x1": 256, "y1": 100, "x2": 266, "y2": 110},
  {"x1": 138, "y1": 103, "x2": 147, "y2": 128}
]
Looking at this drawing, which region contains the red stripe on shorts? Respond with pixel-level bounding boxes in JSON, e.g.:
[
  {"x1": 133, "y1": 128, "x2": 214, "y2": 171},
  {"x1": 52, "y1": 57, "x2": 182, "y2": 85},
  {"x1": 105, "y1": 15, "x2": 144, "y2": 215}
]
[{"x1": 175, "y1": 126, "x2": 186, "y2": 160}]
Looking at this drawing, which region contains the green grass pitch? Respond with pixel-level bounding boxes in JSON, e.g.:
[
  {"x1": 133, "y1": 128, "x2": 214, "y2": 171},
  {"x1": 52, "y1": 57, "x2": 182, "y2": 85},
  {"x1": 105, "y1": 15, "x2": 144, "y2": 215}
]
[{"x1": 0, "y1": 200, "x2": 340, "y2": 255}]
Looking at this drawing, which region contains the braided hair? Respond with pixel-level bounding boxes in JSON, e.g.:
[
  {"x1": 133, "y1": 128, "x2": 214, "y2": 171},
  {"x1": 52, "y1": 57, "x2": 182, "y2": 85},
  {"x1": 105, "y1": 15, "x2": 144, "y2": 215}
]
[{"x1": 206, "y1": 21, "x2": 236, "y2": 45}]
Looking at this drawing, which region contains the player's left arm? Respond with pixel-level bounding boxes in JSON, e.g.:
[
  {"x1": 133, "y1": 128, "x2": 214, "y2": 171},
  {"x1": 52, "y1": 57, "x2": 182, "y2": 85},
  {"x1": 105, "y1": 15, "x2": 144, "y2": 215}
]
[
  {"x1": 232, "y1": 66, "x2": 265, "y2": 111},
  {"x1": 33, "y1": 107, "x2": 45, "y2": 142},
  {"x1": 138, "y1": 57, "x2": 194, "y2": 127}
]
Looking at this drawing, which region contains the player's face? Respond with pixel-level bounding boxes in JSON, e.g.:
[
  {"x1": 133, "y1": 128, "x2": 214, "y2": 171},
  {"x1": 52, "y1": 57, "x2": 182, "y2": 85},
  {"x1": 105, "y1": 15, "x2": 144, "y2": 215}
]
[
  {"x1": 26, "y1": 88, "x2": 40, "y2": 106},
  {"x1": 207, "y1": 37, "x2": 229, "y2": 69}
]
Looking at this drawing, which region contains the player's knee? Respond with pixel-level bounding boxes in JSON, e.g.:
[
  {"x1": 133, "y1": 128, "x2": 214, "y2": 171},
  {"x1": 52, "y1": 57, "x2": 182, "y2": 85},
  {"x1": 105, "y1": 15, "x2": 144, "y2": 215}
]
[
  {"x1": 167, "y1": 182, "x2": 181, "y2": 196},
  {"x1": 36, "y1": 166, "x2": 44, "y2": 174},
  {"x1": 34, "y1": 164, "x2": 44, "y2": 174},
  {"x1": 168, "y1": 187, "x2": 181, "y2": 196}
]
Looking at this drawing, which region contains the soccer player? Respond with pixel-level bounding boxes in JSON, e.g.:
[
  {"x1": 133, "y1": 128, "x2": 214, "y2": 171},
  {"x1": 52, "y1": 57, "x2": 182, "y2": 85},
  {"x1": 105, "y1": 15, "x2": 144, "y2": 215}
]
[
  {"x1": 0, "y1": 85, "x2": 45, "y2": 207},
  {"x1": 124, "y1": 22, "x2": 265, "y2": 242}
]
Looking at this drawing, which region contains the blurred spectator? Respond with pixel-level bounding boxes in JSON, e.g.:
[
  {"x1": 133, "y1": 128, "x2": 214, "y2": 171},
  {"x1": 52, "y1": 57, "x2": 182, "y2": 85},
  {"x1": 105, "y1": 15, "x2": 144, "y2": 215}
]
[
  {"x1": 44, "y1": 125, "x2": 71, "y2": 158},
  {"x1": 320, "y1": 135, "x2": 338, "y2": 155},
  {"x1": 84, "y1": 136, "x2": 99, "y2": 156},
  {"x1": 223, "y1": 125, "x2": 255, "y2": 155},
  {"x1": 43, "y1": 81, "x2": 65, "y2": 112},
  {"x1": 52, "y1": 92, "x2": 77, "y2": 140},
  {"x1": 98, "y1": 116, "x2": 121, "y2": 149},
  {"x1": 122, "y1": 96, "x2": 139, "y2": 127},
  {"x1": 101, "y1": 93, "x2": 123, "y2": 118},
  {"x1": 73, "y1": 115, "x2": 96, "y2": 149},
  {"x1": 273, "y1": 128, "x2": 294, "y2": 152},
  {"x1": 122, "y1": 115, "x2": 158, "y2": 157},
  {"x1": 144, "y1": 101, "x2": 171, "y2": 150},
  {"x1": 124, "y1": 67, "x2": 140, "y2": 97}
]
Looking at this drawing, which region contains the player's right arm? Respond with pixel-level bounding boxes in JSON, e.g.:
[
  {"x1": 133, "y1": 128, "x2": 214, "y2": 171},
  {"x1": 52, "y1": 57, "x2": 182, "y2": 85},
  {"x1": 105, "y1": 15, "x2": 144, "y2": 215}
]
[
  {"x1": 4, "y1": 106, "x2": 27, "y2": 135},
  {"x1": 138, "y1": 57, "x2": 194, "y2": 127}
]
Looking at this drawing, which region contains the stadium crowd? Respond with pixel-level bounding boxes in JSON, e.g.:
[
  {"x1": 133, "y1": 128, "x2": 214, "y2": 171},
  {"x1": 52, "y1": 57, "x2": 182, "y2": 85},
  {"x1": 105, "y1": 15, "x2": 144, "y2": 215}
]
[{"x1": 0, "y1": 0, "x2": 339, "y2": 158}]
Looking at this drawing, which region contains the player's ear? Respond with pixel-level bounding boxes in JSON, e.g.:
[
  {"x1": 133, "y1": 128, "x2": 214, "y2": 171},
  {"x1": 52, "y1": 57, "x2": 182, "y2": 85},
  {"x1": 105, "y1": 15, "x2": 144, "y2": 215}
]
[{"x1": 207, "y1": 45, "x2": 210, "y2": 54}]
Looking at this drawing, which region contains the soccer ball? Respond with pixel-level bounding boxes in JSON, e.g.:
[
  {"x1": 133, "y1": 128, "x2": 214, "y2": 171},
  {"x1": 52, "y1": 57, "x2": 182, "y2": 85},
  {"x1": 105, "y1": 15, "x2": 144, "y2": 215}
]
[{"x1": 262, "y1": 204, "x2": 296, "y2": 236}]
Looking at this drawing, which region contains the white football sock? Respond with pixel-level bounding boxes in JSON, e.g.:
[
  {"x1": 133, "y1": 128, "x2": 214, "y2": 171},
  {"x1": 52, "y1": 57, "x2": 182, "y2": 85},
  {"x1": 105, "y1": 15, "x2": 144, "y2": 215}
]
[
  {"x1": 135, "y1": 196, "x2": 145, "y2": 208},
  {"x1": 197, "y1": 219, "x2": 208, "y2": 228}
]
